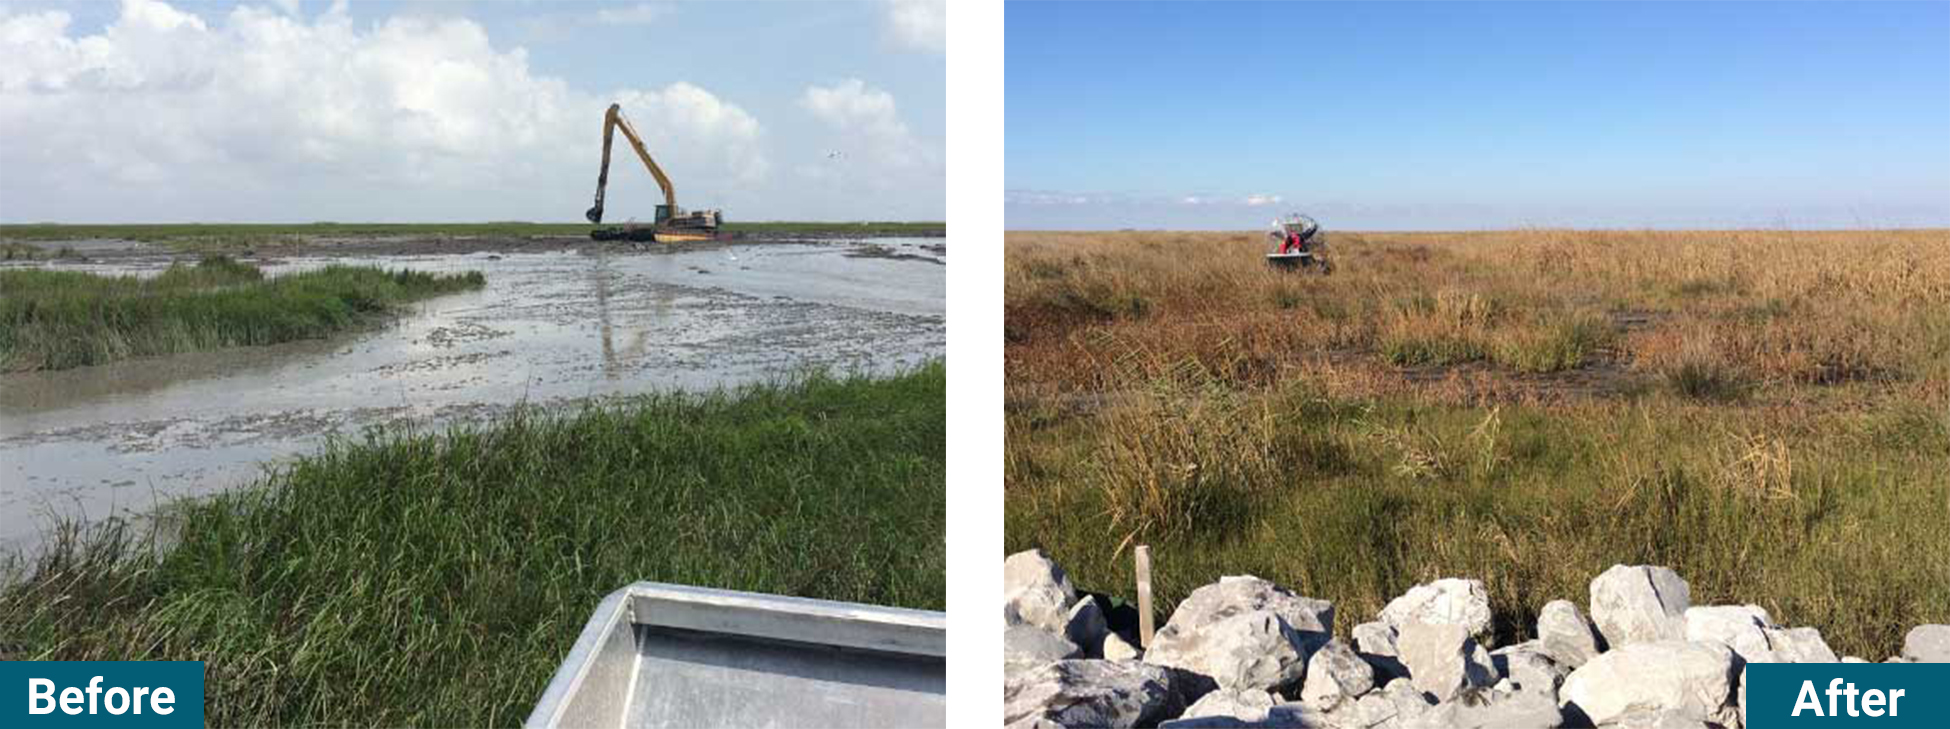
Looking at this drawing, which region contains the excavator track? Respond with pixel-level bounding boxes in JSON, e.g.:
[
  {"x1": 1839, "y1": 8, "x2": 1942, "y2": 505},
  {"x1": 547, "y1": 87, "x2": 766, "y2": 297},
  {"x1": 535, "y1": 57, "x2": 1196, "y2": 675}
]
[{"x1": 585, "y1": 103, "x2": 722, "y2": 243}]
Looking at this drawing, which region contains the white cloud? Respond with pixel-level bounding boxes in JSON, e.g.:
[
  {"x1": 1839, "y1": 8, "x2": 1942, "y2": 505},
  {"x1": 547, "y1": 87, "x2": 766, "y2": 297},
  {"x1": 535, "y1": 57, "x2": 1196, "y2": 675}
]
[
  {"x1": 793, "y1": 78, "x2": 940, "y2": 218},
  {"x1": 1244, "y1": 194, "x2": 1283, "y2": 207},
  {"x1": 0, "y1": 0, "x2": 766, "y2": 221},
  {"x1": 803, "y1": 79, "x2": 906, "y2": 138},
  {"x1": 882, "y1": 0, "x2": 943, "y2": 54},
  {"x1": 800, "y1": 78, "x2": 926, "y2": 171}
]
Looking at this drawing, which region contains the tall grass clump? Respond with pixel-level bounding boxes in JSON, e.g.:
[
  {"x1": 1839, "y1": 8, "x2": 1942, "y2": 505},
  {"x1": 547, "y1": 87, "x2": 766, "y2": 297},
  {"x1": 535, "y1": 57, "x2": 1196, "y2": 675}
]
[
  {"x1": 1492, "y1": 311, "x2": 1614, "y2": 373},
  {"x1": 0, "y1": 257, "x2": 485, "y2": 371},
  {"x1": 1090, "y1": 374, "x2": 1275, "y2": 545},
  {"x1": 0, "y1": 364, "x2": 945, "y2": 727}
]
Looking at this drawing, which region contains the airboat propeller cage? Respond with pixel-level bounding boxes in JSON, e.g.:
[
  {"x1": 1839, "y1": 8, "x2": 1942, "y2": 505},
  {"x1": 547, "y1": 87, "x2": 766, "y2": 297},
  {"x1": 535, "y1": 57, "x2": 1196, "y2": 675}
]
[
  {"x1": 525, "y1": 582, "x2": 946, "y2": 729},
  {"x1": 1272, "y1": 213, "x2": 1320, "y2": 241}
]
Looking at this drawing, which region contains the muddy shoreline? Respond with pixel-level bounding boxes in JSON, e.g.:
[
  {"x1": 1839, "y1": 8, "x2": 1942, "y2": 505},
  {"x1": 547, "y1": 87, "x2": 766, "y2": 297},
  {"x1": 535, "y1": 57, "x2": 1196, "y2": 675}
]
[
  {"x1": 3, "y1": 228, "x2": 945, "y2": 262},
  {"x1": 1, "y1": 238, "x2": 946, "y2": 551}
]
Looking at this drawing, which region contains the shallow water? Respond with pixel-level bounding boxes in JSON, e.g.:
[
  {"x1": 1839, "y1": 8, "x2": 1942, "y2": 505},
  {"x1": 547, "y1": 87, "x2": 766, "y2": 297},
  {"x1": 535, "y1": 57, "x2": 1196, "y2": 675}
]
[{"x1": 0, "y1": 239, "x2": 945, "y2": 550}]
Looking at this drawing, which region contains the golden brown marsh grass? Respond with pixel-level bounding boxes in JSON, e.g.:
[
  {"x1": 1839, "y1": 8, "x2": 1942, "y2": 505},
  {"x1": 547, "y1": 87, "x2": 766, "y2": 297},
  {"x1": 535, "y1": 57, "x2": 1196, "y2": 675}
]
[
  {"x1": 1005, "y1": 228, "x2": 1950, "y2": 658},
  {"x1": 1008, "y1": 229, "x2": 1950, "y2": 400}
]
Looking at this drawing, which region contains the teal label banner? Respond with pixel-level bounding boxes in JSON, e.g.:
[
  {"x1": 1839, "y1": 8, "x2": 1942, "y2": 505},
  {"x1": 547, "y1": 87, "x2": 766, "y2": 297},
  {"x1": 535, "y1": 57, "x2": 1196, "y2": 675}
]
[
  {"x1": 1748, "y1": 663, "x2": 1946, "y2": 727},
  {"x1": 8, "y1": 661, "x2": 204, "y2": 727}
]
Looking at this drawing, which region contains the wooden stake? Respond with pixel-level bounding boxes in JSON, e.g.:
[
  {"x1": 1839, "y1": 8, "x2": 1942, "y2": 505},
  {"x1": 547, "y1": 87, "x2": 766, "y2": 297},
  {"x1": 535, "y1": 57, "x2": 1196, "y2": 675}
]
[{"x1": 1135, "y1": 545, "x2": 1154, "y2": 648}]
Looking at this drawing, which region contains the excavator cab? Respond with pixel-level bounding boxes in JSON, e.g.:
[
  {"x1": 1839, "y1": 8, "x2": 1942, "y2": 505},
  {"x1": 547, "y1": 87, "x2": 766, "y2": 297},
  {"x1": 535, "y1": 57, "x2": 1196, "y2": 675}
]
[{"x1": 586, "y1": 103, "x2": 722, "y2": 243}]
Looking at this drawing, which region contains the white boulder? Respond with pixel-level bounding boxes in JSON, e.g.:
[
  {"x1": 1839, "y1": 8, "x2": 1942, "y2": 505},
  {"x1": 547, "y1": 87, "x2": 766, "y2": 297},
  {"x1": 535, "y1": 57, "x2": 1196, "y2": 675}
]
[
  {"x1": 1005, "y1": 549, "x2": 1079, "y2": 634},
  {"x1": 1006, "y1": 624, "x2": 1082, "y2": 677},
  {"x1": 1536, "y1": 599, "x2": 1603, "y2": 668},
  {"x1": 1178, "y1": 688, "x2": 1277, "y2": 720},
  {"x1": 1602, "y1": 708, "x2": 1713, "y2": 729},
  {"x1": 1764, "y1": 626, "x2": 1838, "y2": 664},
  {"x1": 1683, "y1": 605, "x2": 1773, "y2": 660},
  {"x1": 1379, "y1": 578, "x2": 1494, "y2": 638},
  {"x1": 1004, "y1": 659, "x2": 1180, "y2": 728},
  {"x1": 1326, "y1": 677, "x2": 1437, "y2": 729},
  {"x1": 1491, "y1": 642, "x2": 1568, "y2": 702},
  {"x1": 1145, "y1": 609, "x2": 1310, "y2": 694},
  {"x1": 1104, "y1": 631, "x2": 1142, "y2": 661},
  {"x1": 1588, "y1": 565, "x2": 1690, "y2": 647},
  {"x1": 1557, "y1": 641, "x2": 1739, "y2": 727},
  {"x1": 1402, "y1": 685, "x2": 1563, "y2": 729},
  {"x1": 1903, "y1": 625, "x2": 1950, "y2": 663},
  {"x1": 1144, "y1": 576, "x2": 1335, "y2": 694},
  {"x1": 1353, "y1": 620, "x2": 1410, "y2": 681},
  {"x1": 1396, "y1": 621, "x2": 1497, "y2": 703},
  {"x1": 1159, "y1": 703, "x2": 1328, "y2": 728},
  {"x1": 1299, "y1": 639, "x2": 1376, "y2": 711}
]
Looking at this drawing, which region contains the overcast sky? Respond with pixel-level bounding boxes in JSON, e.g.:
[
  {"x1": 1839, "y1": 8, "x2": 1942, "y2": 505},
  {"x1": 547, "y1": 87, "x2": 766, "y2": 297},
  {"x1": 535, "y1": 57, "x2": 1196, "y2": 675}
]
[
  {"x1": 0, "y1": 0, "x2": 945, "y2": 223},
  {"x1": 1008, "y1": 1, "x2": 1950, "y2": 230}
]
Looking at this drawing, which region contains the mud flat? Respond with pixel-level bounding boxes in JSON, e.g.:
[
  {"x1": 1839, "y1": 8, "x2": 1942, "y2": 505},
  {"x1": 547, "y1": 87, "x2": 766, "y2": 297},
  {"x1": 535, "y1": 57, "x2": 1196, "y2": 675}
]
[{"x1": 0, "y1": 238, "x2": 946, "y2": 550}]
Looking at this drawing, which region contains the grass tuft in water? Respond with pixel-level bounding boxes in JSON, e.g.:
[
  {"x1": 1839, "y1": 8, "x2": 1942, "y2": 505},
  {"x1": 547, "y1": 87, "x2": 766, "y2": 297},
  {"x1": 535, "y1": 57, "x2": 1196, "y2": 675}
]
[{"x1": 0, "y1": 257, "x2": 484, "y2": 371}]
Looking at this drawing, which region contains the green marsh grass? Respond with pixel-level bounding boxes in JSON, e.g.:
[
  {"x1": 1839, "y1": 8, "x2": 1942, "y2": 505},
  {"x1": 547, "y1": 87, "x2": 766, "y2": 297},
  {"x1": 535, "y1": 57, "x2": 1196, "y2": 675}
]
[
  {"x1": 0, "y1": 364, "x2": 945, "y2": 726},
  {"x1": 1007, "y1": 374, "x2": 1950, "y2": 658},
  {"x1": 0, "y1": 257, "x2": 484, "y2": 371}
]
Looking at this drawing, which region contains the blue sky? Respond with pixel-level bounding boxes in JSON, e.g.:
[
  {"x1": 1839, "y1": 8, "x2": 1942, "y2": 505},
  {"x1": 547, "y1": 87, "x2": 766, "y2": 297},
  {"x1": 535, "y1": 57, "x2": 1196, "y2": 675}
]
[
  {"x1": 1006, "y1": 1, "x2": 1950, "y2": 230},
  {"x1": 0, "y1": 0, "x2": 945, "y2": 223}
]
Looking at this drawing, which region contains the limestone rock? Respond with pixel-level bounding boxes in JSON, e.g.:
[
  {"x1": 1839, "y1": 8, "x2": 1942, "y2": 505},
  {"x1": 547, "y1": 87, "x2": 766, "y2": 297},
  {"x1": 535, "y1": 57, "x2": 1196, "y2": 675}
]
[
  {"x1": 1104, "y1": 631, "x2": 1142, "y2": 662},
  {"x1": 1588, "y1": 565, "x2": 1690, "y2": 648},
  {"x1": 1066, "y1": 596, "x2": 1111, "y2": 658},
  {"x1": 1354, "y1": 621, "x2": 1399, "y2": 657},
  {"x1": 1601, "y1": 708, "x2": 1713, "y2": 729},
  {"x1": 1396, "y1": 621, "x2": 1496, "y2": 703},
  {"x1": 1145, "y1": 576, "x2": 1335, "y2": 695},
  {"x1": 1179, "y1": 688, "x2": 1278, "y2": 720},
  {"x1": 1160, "y1": 702, "x2": 1329, "y2": 728},
  {"x1": 1166, "y1": 575, "x2": 1336, "y2": 635},
  {"x1": 1738, "y1": 665, "x2": 1746, "y2": 728},
  {"x1": 1683, "y1": 605, "x2": 1773, "y2": 661},
  {"x1": 1904, "y1": 625, "x2": 1950, "y2": 663},
  {"x1": 1491, "y1": 642, "x2": 1568, "y2": 702},
  {"x1": 1380, "y1": 578, "x2": 1493, "y2": 638},
  {"x1": 1401, "y1": 685, "x2": 1563, "y2": 729},
  {"x1": 1326, "y1": 677, "x2": 1437, "y2": 729},
  {"x1": 1005, "y1": 549, "x2": 1079, "y2": 634},
  {"x1": 1557, "y1": 641, "x2": 1739, "y2": 727},
  {"x1": 1299, "y1": 639, "x2": 1376, "y2": 711},
  {"x1": 1536, "y1": 599, "x2": 1603, "y2": 668},
  {"x1": 1145, "y1": 609, "x2": 1309, "y2": 694},
  {"x1": 1764, "y1": 626, "x2": 1838, "y2": 663},
  {"x1": 1006, "y1": 624, "x2": 1081, "y2": 677},
  {"x1": 1004, "y1": 659, "x2": 1180, "y2": 728},
  {"x1": 1353, "y1": 621, "x2": 1410, "y2": 681}
]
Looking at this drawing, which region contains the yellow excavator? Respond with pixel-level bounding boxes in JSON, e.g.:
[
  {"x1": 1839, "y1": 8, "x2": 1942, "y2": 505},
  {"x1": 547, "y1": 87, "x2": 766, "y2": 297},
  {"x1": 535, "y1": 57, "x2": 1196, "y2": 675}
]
[{"x1": 585, "y1": 103, "x2": 722, "y2": 243}]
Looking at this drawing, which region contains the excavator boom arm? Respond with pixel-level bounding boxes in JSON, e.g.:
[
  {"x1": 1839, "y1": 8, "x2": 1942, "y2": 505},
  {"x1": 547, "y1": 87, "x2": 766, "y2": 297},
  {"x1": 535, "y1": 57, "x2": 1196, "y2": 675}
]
[{"x1": 586, "y1": 104, "x2": 678, "y2": 224}]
